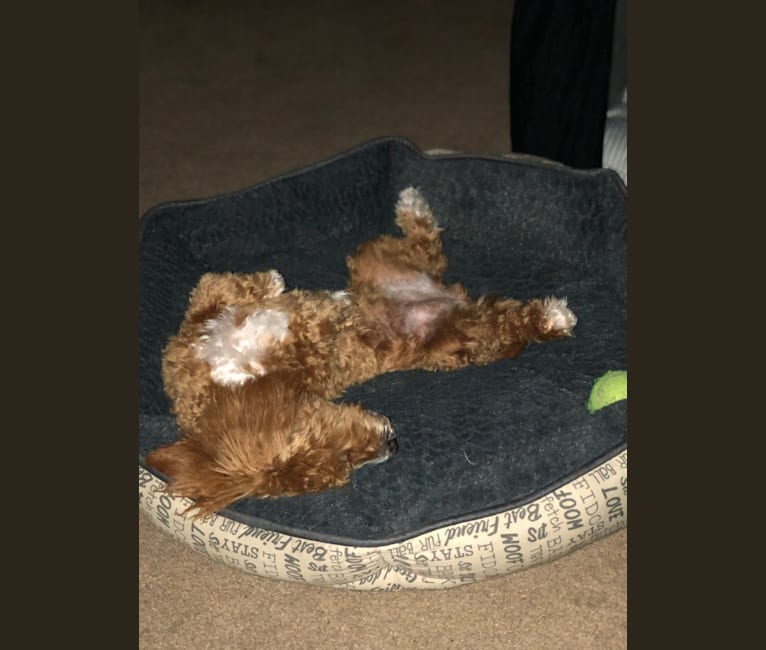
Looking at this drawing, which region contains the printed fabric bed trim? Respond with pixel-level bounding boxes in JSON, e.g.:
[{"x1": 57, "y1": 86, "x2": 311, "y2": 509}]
[{"x1": 139, "y1": 449, "x2": 626, "y2": 590}]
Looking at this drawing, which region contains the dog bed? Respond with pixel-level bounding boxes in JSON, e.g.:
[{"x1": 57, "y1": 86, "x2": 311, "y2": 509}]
[{"x1": 139, "y1": 137, "x2": 627, "y2": 590}]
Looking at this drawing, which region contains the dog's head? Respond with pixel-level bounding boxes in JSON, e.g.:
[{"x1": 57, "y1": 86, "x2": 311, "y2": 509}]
[{"x1": 146, "y1": 376, "x2": 397, "y2": 517}]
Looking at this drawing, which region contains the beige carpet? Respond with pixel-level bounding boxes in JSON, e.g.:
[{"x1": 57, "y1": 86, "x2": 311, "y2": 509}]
[{"x1": 139, "y1": 1, "x2": 627, "y2": 647}]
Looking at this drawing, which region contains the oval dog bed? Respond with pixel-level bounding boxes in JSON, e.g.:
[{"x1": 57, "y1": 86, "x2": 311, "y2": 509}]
[{"x1": 139, "y1": 137, "x2": 627, "y2": 590}]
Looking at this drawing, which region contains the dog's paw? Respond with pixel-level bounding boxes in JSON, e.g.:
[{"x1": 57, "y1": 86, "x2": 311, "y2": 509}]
[
  {"x1": 540, "y1": 297, "x2": 577, "y2": 336},
  {"x1": 395, "y1": 186, "x2": 439, "y2": 231}
]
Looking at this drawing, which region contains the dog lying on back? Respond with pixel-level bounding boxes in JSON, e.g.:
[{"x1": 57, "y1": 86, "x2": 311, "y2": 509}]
[{"x1": 146, "y1": 187, "x2": 577, "y2": 516}]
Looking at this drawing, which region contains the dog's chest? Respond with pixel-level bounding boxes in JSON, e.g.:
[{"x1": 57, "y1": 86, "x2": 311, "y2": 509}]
[
  {"x1": 193, "y1": 292, "x2": 358, "y2": 388},
  {"x1": 193, "y1": 306, "x2": 292, "y2": 386}
]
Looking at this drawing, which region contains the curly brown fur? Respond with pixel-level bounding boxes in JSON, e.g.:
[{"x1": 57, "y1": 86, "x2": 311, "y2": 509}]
[{"x1": 146, "y1": 187, "x2": 577, "y2": 517}]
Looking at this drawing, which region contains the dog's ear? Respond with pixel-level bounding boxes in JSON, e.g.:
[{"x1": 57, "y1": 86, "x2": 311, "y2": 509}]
[
  {"x1": 145, "y1": 440, "x2": 259, "y2": 517},
  {"x1": 145, "y1": 439, "x2": 209, "y2": 484},
  {"x1": 145, "y1": 439, "x2": 354, "y2": 517}
]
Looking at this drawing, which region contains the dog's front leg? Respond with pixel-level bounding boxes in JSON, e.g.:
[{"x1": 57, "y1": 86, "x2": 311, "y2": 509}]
[{"x1": 181, "y1": 270, "x2": 286, "y2": 326}]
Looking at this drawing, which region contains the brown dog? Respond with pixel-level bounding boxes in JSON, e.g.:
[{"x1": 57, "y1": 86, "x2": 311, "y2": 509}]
[{"x1": 146, "y1": 187, "x2": 577, "y2": 516}]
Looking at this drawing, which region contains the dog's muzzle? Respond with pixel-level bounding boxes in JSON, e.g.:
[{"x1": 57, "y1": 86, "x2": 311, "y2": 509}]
[{"x1": 359, "y1": 424, "x2": 398, "y2": 467}]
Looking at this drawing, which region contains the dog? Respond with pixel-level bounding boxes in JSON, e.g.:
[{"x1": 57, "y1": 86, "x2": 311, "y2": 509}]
[{"x1": 146, "y1": 187, "x2": 577, "y2": 517}]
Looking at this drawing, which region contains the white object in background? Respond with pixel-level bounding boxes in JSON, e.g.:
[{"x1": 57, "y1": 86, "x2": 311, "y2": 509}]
[{"x1": 603, "y1": 87, "x2": 627, "y2": 185}]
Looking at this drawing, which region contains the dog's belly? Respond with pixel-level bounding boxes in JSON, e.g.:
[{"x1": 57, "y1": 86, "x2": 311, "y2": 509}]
[{"x1": 378, "y1": 272, "x2": 466, "y2": 339}]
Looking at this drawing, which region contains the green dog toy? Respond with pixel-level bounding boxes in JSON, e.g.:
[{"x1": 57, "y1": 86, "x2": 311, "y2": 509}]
[{"x1": 587, "y1": 370, "x2": 627, "y2": 413}]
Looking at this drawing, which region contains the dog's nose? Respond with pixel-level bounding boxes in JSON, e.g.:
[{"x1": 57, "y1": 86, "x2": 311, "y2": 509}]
[
  {"x1": 387, "y1": 435, "x2": 399, "y2": 456},
  {"x1": 381, "y1": 423, "x2": 398, "y2": 457}
]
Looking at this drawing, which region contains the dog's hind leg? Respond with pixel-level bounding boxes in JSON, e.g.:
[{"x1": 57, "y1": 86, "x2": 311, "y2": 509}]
[
  {"x1": 347, "y1": 187, "x2": 447, "y2": 288},
  {"x1": 407, "y1": 295, "x2": 578, "y2": 371},
  {"x1": 392, "y1": 186, "x2": 448, "y2": 279}
]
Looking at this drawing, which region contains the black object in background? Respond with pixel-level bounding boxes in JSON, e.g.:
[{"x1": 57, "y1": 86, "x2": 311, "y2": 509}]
[{"x1": 510, "y1": 0, "x2": 617, "y2": 169}]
